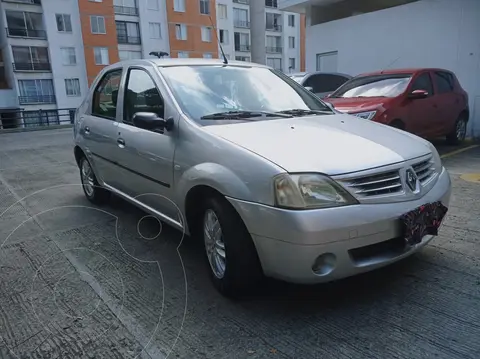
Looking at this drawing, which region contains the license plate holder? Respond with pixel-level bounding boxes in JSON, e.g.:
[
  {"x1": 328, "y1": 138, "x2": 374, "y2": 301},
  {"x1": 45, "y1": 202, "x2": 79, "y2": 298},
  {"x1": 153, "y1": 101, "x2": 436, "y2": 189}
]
[{"x1": 400, "y1": 201, "x2": 448, "y2": 246}]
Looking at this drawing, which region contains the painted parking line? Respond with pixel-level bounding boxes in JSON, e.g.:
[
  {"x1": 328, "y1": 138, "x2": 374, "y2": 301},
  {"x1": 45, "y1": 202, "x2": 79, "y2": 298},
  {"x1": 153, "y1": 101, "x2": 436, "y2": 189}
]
[{"x1": 440, "y1": 144, "x2": 479, "y2": 159}]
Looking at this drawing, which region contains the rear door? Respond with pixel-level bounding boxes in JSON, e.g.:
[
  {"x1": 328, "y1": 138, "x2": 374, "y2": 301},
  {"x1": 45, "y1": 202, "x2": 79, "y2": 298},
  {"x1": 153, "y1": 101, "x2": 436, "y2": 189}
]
[
  {"x1": 432, "y1": 71, "x2": 458, "y2": 135},
  {"x1": 82, "y1": 69, "x2": 123, "y2": 186},
  {"x1": 303, "y1": 74, "x2": 350, "y2": 98},
  {"x1": 406, "y1": 71, "x2": 438, "y2": 137}
]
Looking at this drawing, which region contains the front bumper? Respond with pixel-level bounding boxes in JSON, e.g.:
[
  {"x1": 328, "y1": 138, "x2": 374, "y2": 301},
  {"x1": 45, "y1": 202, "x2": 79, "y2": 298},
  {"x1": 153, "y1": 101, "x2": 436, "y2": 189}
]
[{"x1": 227, "y1": 167, "x2": 451, "y2": 284}]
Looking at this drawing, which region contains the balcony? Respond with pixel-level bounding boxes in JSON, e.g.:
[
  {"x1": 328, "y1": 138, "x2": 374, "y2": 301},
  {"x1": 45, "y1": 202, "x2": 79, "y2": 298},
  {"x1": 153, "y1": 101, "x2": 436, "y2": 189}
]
[
  {"x1": 266, "y1": 24, "x2": 283, "y2": 32},
  {"x1": 114, "y1": 5, "x2": 139, "y2": 16},
  {"x1": 13, "y1": 62, "x2": 51, "y2": 72},
  {"x1": 233, "y1": 0, "x2": 249, "y2": 4},
  {"x1": 117, "y1": 35, "x2": 141, "y2": 45},
  {"x1": 234, "y1": 20, "x2": 250, "y2": 28},
  {"x1": 6, "y1": 28, "x2": 47, "y2": 39},
  {"x1": 235, "y1": 44, "x2": 251, "y2": 52},
  {"x1": 18, "y1": 95, "x2": 56, "y2": 105},
  {"x1": 266, "y1": 46, "x2": 283, "y2": 53},
  {"x1": 2, "y1": 0, "x2": 41, "y2": 4}
]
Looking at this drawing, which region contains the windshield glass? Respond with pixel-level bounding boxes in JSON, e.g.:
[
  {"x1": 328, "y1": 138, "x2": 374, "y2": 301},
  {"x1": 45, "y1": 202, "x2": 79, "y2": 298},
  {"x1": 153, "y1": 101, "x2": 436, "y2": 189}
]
[
  {"x1": 289, "y1": 74, "x2": 306, "y2": 83},
  {"x1": 159, "y1": 65, "x2": 332, "y2": 125},
  {"x1": 331, "y1": 74, "x2": 412, "y2": 98}
]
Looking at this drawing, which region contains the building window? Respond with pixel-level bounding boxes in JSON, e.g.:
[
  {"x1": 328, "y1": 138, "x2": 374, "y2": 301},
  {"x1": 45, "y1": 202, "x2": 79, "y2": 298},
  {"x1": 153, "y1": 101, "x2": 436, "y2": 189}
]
[
  {"x1": 235, "y1": 56, "x2": 250, "y2": 62},
  {"x1": 234, "y1": 8, "x2": 249, "y2": 28},
  {"x1": 119, "y1": 50, "x2": 142, "y2": 61},
  {"x1": 149, "y1": 22, "x2": 162, "y2": 39},
  {"x1": 203, "y1": 53, "x2": 213, "y2": 59},
  {"x1": 90, "y1": 0, "x2": 103, "y2": 2},
  {"x1": 116, "y1": 21, "x2": 141, "y2": 44},
  {"x1": 288, "y1": 58, "x2": 295, "y2": 71},
  {"x1": 234, "y1": 32, "x2": 250, "y2": 51},
  {"x1": 61, "y1": 47, "x2": 76, "y2": 65},
  {"x1": 288, "y1": 14, "x2": 295, "y2": 27},
  {"x1": 266, "y1": 35, "x2": 282, "y2": 53},
  {"x1": 90, "y1": 16, "x2": 106, "y2": 34},
  {"x1": 56, "y1": 14, "x2": 72, "y2": 32},
  {"x1": 174, "y1": 0, "x2": 185, "y2": 12},
  {"x1": 65, "y1": 78, "x2": 81, "y2": 96},
  {"x1": 147, "y1": 0, "x2": 159, "y2": 10},
  {"x1": 199, "y1": 0, "x2": 210, "y2": 14},
  {"x1": 175, "y1": 24, "x2": 187, "y2": 40},
  {"x1": 6, "y1": 11, "x2": 46, "y2": 39},
  {"x1": 288, "y1": 36, "x2": 295, "y2": 49},
  {"x1": 12, "y1": 46, "x2": 49, "y2": 69},
  {"x1": 94, "y1": 47, "x2": 109, "y2": 65},
  {"x1": 267, "y1": 58, "x2": 282, "y2": 71},
  {"x1": 178, "y1": 51, "x2": 189, "y2": 58},
  {"x1": 201, "y1": 26, "x2": 212, "y2": 42},
  {"x1": 219, "y1": 29, "x2": 228, "y2": 44},
  {"x1": 18, "y1": 79, "x2": 55, "y2": 105},
  {"x1": 265, "y1": 0, "x2": 278, "y2": 8},
  {"x1": 217, "y1": 4, "x2": 227, "y2": 19}
]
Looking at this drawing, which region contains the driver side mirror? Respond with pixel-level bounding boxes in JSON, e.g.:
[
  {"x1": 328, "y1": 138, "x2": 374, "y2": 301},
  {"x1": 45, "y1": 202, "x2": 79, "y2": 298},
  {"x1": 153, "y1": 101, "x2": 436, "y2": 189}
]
[
  {"x1": 132, "y1": 112, "x2": 174, "y2": 133},
  {"x1": 408, "y1": 89, "x2": 429, "y2": 99}
]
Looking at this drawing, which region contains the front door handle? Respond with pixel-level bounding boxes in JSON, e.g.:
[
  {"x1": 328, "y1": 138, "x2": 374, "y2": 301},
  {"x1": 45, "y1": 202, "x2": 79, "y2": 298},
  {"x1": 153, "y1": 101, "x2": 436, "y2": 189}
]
[
  {"x1": 117, "y1": 138, "x2": 125, "y2": 148},
  {"x1": 84, "y1": 126, "x2": 90, "y2": 134}
]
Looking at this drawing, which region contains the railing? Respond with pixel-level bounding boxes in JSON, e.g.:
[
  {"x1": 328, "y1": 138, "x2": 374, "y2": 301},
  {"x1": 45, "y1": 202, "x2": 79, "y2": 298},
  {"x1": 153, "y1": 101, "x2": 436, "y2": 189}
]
[
  {"x1": 2, "y1": 0, "x2": 41, "y2": 4},
  {"x1": 18, "y1": 95, "x2": 56, "y2": 105},
  {"x1": 266, "y1": 46, "x2": 282, "y2": 53},
  {"x1": 0, "y1": 108, "x2": 76, "y2": 130},
  {"x1": 6, "y1": 27, "x2": 47, "y2": 39},
  {"x1": 13, "y1": 62, "x2": 51, "y2": 71},
  {"x1": 114, "y1": 5, "x2": 139, "y2": 16},
  {"x1": 233, "y1": 0, "x2": 249, "y2": 4},
  {"x1": 235, "y1": 44, "x2": 250, "y2": 52},
  {"x1": 117, "y1": 35, "x2": 141, "y2": 44},
  {"x1": 266, "y1": 24, "x2": 283, "y2": 32},
  {"x1": 234, "y1": 20, "x2": 250, "y2": 28}
]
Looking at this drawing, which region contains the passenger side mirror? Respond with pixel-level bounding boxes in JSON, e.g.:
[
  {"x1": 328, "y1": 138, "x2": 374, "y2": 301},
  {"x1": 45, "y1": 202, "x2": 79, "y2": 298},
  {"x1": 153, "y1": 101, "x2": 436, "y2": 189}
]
[
  {"x1": 408, "y1": 89, "x2": 429, "y2": 99},
  {"x1": 132, "y1": 112, "x2": 173, "y2": 133},
  {"x1": 305, "y1": 86, "x2": 314, "y2": 92}
]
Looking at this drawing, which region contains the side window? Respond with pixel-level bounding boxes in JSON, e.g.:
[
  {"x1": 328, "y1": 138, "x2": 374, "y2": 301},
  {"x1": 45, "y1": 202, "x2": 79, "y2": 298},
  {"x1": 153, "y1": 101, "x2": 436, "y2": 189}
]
[
  {"x1": 434, "y1": 71, "x2": 454, "y2": 94},
  {"x1": 304, "y1": 74, "x2": 349, "y2": 93},
  {"x1": 410, "y1": 72, "x2": 434, "y2": 95},
  {"x1": 92, "y1": 70, "x2": 122, "y2": 119},
  {"x1": 123, "y1": 68, "x2": 165, "y2": 125}
]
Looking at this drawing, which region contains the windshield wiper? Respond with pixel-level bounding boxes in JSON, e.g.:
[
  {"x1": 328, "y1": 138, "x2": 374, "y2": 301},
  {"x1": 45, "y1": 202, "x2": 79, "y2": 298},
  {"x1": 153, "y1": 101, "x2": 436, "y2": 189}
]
[
  {"x1": 200, "y1": 110, "x2": 292, "y2": 120},
  {"x1": 276, "y1": 109, "x2": 334, "y2": 116}
]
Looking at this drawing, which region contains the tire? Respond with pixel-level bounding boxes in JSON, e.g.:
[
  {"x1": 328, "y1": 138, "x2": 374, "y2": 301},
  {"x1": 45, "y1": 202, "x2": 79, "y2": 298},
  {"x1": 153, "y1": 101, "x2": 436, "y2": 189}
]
[
  {"x1": 446, "y1": 115, "x2": 467, "y2": 145},
  {"x1": 79, "y1": 156, "x2": 111, "y2": 205},
  {"x1": 200, "y1": 195, "x2": 263, "y2": 298}
]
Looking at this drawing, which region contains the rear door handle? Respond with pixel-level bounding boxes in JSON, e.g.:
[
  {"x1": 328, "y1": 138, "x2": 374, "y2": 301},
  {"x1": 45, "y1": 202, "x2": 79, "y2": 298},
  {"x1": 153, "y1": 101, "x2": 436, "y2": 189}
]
[
  {"x1": 84, "y1": 126, "x2": 90, "y2": 134},
  {"x1": 117, "y1": 138, "x2": 125, "y2": 148}
]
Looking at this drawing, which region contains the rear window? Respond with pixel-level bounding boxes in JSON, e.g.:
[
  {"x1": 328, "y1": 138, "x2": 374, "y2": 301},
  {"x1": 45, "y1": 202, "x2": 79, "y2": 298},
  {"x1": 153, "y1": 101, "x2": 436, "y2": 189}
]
[
  {"x1": 331, "y1": 74, "x2": 412, "y2": 98},
  {"x1": 434, "y1": 71, "x2": 454, "y2": 93}
]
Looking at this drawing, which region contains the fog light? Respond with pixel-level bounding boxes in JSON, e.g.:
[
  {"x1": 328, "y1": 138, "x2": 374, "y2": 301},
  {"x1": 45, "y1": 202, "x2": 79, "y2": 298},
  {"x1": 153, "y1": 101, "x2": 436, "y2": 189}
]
[{"x1": 312, "y1": 253, "x2": 336, "y2": 276}]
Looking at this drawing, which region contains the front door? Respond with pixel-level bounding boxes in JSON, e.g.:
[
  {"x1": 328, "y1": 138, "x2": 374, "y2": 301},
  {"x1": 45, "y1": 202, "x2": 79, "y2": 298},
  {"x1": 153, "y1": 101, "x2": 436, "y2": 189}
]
[
  {"x1": 406, "y1": 71, "x2": 438, "y2": 137},
  {"x1": 113, "y1": 66, "x2": 178, "y2": 221},
  {"x1": 432, "y1": 71, "x2": 458, "y2": 135}
]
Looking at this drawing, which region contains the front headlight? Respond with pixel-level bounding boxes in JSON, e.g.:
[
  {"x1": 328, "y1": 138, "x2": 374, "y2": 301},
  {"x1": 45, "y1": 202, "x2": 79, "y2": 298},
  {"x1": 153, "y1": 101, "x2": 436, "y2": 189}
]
[
  {"x1": 274, "y1": 173, "x2": 358, "y2": 209},
  {"x1": 350, "y1": 111, "x2": 377, "y2": 120},
  {"x1": 428, "y1": 141, "x2": 442, "y2": 173}
]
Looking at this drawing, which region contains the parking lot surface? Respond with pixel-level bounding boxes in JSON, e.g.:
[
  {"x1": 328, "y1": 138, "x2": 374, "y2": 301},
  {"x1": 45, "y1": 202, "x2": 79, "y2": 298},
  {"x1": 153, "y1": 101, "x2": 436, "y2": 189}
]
[{"x1": 0, "y1": 128, "x2": 479, "y2": 359}]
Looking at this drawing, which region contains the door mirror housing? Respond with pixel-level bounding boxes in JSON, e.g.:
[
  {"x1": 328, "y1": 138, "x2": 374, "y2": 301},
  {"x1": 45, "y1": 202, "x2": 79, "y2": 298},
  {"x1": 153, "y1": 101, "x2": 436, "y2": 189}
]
[
  {"x1": 132, "y1": 112, "x2": 173, "y2": 133},
  {"x1": 408, "y1": 89, "x2": 429, "y2": 99}
]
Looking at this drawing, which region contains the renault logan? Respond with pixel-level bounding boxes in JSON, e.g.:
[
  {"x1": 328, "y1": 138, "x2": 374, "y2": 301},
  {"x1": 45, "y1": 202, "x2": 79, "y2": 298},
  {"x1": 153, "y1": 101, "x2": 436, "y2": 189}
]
[{"x1": 73, "y1": 59, "x2": 451, "y2": 298}]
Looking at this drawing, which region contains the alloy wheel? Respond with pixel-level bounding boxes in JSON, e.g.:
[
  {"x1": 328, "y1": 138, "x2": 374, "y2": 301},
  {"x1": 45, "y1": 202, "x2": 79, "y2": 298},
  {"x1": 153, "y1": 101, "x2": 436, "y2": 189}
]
[
  {"x1": 203, "y1": 209, "x2": 226, "y2": 279},
  {"x1": 81, "y1": 159, "x2": 95, "y2": 197},
  {"x1": 456, "y1": 119, "x2": 467, "y2": 141}
]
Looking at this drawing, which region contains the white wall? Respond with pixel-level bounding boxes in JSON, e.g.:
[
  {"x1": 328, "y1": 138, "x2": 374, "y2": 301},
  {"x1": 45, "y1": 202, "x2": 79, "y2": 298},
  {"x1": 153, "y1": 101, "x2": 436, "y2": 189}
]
[
  {"x1": 305, "y1": 0, "x2": 480, "y2": 136},
  {"x1": 138, "y1": 0, "x2": 170, "y2": 59},
  {"x1": 216, "y1": 0, "x2": 235, "y2": 60},
  {"x1": 281, "y1": 11, "x2": 301, "y2": 73},
  {"x1": 42, "y1": 0, "x2": 88, "y2": 109}
]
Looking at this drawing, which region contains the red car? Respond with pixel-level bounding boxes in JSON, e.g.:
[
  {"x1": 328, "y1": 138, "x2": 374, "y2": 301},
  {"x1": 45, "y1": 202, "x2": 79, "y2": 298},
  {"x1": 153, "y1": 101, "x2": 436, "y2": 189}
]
[{"x1": 324, "y1": 68, "x2": 469, "y2": 144}]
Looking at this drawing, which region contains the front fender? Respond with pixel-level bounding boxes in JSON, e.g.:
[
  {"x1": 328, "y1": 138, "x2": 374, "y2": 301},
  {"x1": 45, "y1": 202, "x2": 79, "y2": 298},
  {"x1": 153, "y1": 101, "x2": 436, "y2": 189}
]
[{"x1": 175, "y1": 162, "x2": 254, "y2": 214}]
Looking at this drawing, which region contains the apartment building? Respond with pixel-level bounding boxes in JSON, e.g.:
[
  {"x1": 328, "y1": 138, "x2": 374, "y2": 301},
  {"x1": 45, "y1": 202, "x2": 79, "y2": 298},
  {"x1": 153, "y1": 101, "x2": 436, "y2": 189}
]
[{"x1": 0, "y1": 0, "x2": 304, "y2": 129}]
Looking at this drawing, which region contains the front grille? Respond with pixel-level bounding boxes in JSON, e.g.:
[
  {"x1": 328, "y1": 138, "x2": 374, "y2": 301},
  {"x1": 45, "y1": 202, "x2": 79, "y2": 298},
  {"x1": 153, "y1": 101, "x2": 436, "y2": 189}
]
[
  {"x1": 413, "y1": 157, "x2": 435, "y2": 184},
  {"x1": 340, "y1": 169, "x2": 403, "y2": 198}
]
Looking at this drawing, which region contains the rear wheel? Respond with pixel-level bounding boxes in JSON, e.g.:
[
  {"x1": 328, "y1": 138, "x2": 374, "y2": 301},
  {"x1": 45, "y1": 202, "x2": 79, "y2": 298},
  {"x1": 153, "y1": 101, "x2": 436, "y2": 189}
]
[
  {"x1": 200, "y1": 195, "x2": 263, "y2": 298},
  {"x1": 79, "y1": 156, "x2": 110, "y2": 205},
  {"x1": 446, "y1": 115, "x2": 467, "y2": 145}
]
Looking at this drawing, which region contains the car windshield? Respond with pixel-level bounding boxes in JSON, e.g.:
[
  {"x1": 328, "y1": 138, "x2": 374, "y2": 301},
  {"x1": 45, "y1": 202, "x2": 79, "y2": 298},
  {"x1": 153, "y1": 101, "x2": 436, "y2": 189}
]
[
  {"x1": 331, "y1": 74, "x2": 412, "y2": 98},
  {"x1": 289, "y1": 74, "x2": 306, "y2": 83},
  {"x1": 159, "y1": 65, "x2": 333, "y2": 125}
]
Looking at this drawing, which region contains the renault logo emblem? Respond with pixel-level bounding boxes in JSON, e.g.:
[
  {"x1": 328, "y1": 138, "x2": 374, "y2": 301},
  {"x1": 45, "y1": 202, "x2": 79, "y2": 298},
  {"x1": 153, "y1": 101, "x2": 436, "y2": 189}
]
[{"x1": 405, "y1": 168, "x2": 418, "y2": 192}]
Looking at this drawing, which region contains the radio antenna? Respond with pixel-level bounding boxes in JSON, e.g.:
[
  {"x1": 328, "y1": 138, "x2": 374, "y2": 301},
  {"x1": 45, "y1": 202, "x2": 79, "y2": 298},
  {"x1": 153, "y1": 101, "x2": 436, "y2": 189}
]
[{"x1": 209, "y1": 15, "x2": 228, "y2": 65}]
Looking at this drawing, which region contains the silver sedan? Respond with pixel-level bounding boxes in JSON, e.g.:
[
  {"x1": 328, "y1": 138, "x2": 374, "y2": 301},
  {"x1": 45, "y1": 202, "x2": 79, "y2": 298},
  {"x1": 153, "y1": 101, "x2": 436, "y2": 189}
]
[{"x1": 73, "y1": 59, "x2": 451, "y2": 298}]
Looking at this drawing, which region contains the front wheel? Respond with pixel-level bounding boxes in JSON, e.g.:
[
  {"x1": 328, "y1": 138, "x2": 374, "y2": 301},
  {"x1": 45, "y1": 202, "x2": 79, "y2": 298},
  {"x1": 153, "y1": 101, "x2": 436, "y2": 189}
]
[
  {"x1": 446, "y1": 115, "x2": 467, "y2": 145},
  {"x1": 201, "y1": 196, "x2": 263, "y2": 298},
  {"x1": 79, "y1": 156, "x2": 110, "y2": 205}
]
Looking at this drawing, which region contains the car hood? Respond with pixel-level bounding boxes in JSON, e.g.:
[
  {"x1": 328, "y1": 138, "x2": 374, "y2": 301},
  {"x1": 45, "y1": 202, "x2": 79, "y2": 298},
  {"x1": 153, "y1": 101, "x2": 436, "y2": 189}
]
[
  {"x1": 203, "y1": 114, "x2": 431, "y2": 175},
  {"x1": 325, "y1": 97, "x2": 389, "y2": 113}
]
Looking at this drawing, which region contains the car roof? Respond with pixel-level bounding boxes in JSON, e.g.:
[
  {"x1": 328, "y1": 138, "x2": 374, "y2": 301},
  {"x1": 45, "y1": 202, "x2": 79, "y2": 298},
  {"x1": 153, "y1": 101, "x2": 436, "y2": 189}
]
[
  {"x1": 102, "y1": 58, "x2": 272, "y2": 70},
  {"x1": 357, "y1": 68, "x2": 453, "y2": 77}
]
